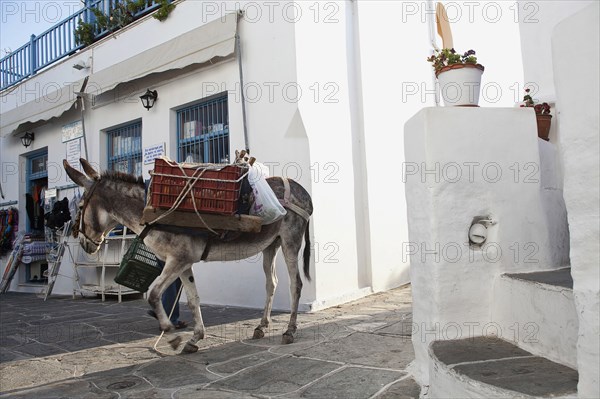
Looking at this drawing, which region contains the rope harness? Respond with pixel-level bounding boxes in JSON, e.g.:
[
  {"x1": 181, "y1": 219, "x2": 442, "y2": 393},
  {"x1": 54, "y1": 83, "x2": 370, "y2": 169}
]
[{"x1": 74, "y1": 180, "x2": 103, "y2": 249}]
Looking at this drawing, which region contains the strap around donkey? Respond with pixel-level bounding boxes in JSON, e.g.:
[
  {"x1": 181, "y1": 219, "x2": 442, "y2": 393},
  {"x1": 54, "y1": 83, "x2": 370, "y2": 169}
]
[{"x1": 279, "y1": 177, "x2": 311, "y2": 222}]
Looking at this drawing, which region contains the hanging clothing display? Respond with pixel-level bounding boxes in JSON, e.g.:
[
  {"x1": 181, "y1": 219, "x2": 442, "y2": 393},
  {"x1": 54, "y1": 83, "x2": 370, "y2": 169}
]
[
  {"x1": 0, "y1": 208, "x2": 18, "y2": 255},
  {"x1": 26, "y1": 184, "x2": 45, "y2": 231}
]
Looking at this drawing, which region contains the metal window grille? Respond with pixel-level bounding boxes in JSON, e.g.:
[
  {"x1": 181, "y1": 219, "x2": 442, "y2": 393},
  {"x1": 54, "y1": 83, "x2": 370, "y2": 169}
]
[
  {"x1": 177, "y1": 96, "x2": 230, "y2": 164},
  {"x1": 107, "y1": 121, "x2": 142, "y2": 176}
]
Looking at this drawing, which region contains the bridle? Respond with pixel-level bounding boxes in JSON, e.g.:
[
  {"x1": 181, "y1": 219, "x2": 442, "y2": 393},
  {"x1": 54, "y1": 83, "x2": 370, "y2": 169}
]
[{"x1": 74, "y1": 180, "x2": 103, "y2": 249}]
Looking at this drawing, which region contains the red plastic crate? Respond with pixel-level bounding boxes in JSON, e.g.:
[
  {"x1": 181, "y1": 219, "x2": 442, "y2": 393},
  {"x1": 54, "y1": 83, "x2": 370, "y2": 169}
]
[{"x1": 150, "y1": 158, "x2": 246, "y2": 215}]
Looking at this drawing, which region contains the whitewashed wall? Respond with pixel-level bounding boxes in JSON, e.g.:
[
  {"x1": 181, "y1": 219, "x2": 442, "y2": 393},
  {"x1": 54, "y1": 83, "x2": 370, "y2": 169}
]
[
  {"x1": 552, "y1": 4, "x2": 600, "y2": 397},
  {"x1": 517, "y1": 0, "x2": 595, "y2": 184},
  {"x1": 355, "y1": 0, "x2": 526, "y2": 293},
  {"x1": 518, "y1": 0, "x2": 595, "y2": 102},
  {"x1": 517, "y1": 1, "x2": 599, "y2": 396}
]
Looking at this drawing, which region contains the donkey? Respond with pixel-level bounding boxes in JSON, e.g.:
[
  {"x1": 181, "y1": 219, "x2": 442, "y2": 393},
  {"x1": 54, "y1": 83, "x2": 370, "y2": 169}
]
[{"x1": 63, "y1": 158, "x2": 313, "y2": 354}]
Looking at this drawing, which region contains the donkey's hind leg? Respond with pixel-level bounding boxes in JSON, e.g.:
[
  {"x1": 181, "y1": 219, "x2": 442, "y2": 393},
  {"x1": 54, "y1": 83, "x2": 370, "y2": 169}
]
[
  {"x1": 179, "y1": 268, "x2": 205, "y2": 354},
  {"x1": 253, "y1": 238, "x2": 281, "y2": 339},
  {"x1": 281, "y1": 238, "x2": 303, "y2": 344}
]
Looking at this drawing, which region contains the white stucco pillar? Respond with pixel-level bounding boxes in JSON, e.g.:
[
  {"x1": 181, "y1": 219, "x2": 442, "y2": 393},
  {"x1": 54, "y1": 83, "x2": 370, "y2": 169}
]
[{"x1": 404, "y1": 107, "x2": 570, "y2": 384}]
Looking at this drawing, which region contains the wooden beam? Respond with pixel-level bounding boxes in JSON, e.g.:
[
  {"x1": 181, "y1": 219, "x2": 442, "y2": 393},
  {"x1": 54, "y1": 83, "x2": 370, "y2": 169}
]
[{"x1": 141, "y1": 207, "x2": 262, "y2": 233}]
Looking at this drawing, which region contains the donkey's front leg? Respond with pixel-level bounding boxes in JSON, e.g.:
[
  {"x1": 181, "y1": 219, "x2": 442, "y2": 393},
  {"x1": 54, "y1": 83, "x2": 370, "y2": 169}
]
[
  {"x1": 179, "y1": 268, "x2": 205, "y2": 354},
  {"x1": 148, "y1": 266, "x2": 183, "y2": 333},
  {"x1": 254, "y1": 239, "x2": 281, "y2": 339}
]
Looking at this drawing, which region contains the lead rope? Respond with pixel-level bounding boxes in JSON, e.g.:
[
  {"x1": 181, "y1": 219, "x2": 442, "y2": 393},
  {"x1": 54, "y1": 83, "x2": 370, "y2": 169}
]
[{"x1": 152, "y1": 282, "x2": 184, "y2": 356}]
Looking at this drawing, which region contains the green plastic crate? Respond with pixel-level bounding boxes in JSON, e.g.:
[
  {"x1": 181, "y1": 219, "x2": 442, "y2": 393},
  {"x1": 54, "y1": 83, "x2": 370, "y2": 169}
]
[{"x1": 115, "y1": 237, "x2": 162, "y2": 292}]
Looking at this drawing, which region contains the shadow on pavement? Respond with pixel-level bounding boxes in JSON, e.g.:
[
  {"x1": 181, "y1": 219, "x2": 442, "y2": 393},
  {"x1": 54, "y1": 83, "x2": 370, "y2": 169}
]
[{"x1": 0, "y1": 292, "x2": 274, "y2": 363}]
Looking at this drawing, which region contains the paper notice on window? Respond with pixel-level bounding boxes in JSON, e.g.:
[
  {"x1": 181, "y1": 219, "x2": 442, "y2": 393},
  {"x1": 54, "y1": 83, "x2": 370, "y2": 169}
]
[{"x1": 143, "y1": 143, "x2": 166, "y2": 165}]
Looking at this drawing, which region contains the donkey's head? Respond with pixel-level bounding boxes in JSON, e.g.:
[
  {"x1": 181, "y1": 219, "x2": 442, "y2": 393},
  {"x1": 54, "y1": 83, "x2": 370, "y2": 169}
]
[{"x1": 63, "y1": 159, "x2": 119, "y2": 254}]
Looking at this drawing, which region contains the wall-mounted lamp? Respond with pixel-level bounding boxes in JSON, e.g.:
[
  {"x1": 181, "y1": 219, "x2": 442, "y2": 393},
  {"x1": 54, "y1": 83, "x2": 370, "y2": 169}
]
[
  {"x1": 21, "y1": 131, "x2": 34, "y2": 148},
  {"x1": 140, "y1": 89, "x2": 158, "y2": 110}
]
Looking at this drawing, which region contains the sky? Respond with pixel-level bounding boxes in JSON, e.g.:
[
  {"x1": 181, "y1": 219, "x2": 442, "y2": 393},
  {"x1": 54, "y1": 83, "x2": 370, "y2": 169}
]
[{"x1": 0, "y1": 0, "x2": 83, "y2": 57}]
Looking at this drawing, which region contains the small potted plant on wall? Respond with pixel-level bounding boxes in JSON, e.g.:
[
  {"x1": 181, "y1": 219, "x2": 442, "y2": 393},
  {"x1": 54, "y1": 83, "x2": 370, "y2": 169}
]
[
  {"x1": 427, "y1": 48, "x2": 485, "y2": 106},
  {"x1": 521, "y1": 88, "x2": 552, "y2": 141}
]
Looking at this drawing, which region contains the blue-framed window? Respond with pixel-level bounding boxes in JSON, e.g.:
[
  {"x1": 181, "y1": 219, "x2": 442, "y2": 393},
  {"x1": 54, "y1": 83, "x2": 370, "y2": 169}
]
[
  {"x1": 107, "y1": 121, "x2": 142, "y2": 176},
  {"x1": 177, "y1": 95, "x2": 230, "y2": 164},
  {"x1": 29, "y1": 153, "x2": 48, "y2": 181}
]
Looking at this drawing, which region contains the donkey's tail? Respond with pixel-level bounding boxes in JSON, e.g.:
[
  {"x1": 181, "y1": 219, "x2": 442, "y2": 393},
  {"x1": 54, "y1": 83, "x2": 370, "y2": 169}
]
[{"x1": 303, "y1": 220, "x2": 311, "y2": 281}]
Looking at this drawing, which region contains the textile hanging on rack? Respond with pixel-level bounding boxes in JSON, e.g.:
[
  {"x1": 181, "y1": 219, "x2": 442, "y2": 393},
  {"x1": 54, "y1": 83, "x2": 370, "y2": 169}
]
[
  {"x1": 69, "y1": 190, "x2": 82, "y2": 222},
  {"x1": 45, "y1": 198, "x2": 71, "y2": 230},
  {"x1": 0, "y1": 208, "x2": 18, "y2": 256},
  {"x1": 21, "y1": 238, "x2": 46, "y2": 264},
  {"x1": 26, "y1": 188, "x2": 45, "y2": 231}
]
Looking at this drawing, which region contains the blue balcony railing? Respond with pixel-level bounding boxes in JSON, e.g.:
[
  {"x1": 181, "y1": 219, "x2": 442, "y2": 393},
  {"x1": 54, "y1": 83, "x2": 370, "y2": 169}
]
[{"x1": 0, "y1": 0, "x2": 170, "y2": 91}]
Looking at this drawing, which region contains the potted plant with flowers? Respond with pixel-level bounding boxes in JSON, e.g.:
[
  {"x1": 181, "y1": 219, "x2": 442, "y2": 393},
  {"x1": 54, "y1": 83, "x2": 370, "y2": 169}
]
[
  {"x1": 427, "y1": 48, "x2": 485, "y2": 106},
  {"x1": 521, "y1": 88, "x2": 552, "y2": 141}
]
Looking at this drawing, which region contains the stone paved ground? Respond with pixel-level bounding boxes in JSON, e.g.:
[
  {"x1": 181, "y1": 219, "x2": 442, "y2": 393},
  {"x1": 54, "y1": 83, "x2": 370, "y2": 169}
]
[{"x1": 0, "y1": 286, "x2": 419, "y2": 398}]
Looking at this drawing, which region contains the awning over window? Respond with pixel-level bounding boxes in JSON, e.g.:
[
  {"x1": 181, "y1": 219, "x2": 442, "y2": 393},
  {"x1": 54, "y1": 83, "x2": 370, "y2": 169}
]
[
  {"x1": 89, "y1": 12, "x2": 238, "y2": 94},
  {"x1": 1, "y1": 80, "x2": 83, "y2": 137},
  {"x1": 1, "y1": 12, "x2": 238, "y2": 137}
]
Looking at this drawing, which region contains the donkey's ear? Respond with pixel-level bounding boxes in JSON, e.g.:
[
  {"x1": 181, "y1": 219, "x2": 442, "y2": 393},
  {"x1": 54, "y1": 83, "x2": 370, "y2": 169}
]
[
  {"x1": 63, "y1": 160, "x2": 93, "y2": 189},
  {"x1": 80, "y1": 158, "x2": 100, "y2": 180}
]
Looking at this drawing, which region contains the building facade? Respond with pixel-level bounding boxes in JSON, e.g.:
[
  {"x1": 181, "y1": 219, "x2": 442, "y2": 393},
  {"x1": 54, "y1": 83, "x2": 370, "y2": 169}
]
[{"x1": 1, "y1": 0, "x2": 411, "y2": 311}]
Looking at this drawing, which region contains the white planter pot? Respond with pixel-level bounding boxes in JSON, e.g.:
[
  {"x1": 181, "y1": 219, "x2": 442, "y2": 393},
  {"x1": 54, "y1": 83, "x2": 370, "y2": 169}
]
[{"x1": 437, "y1": 64, "x2": 484, "y2": 106}]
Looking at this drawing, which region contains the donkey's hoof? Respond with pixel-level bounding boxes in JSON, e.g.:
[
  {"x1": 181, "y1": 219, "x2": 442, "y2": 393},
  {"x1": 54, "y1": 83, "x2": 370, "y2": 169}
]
[
  {"x1": 253, "y1": 327, "x2": 265, "y2": 339},
  {"x1": 282, "y1": 332, "x2": 294, "y2": 345},
  {"x1": 181, "y1": 342, "x2": 199, "y2": 354},
  {"x1": 168, "y1": 335, "x2": 182, "y2": 350}
]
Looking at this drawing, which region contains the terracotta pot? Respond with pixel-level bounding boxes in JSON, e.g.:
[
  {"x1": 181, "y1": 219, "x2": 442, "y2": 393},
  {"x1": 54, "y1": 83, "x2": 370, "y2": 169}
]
[
  {"x1": 536, "y1": 114, "x2": 552, "y2": 141},
  {"x1": 436, "y1": 63, "x2": 485, "y2": 107}
]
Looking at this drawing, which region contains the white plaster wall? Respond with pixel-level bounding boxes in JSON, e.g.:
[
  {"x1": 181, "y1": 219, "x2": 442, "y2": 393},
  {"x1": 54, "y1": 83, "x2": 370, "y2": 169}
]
[
  {"x1": 356, "y1": 1, "x2": 423, "y2": 293},
  {"x1": 518, "y1": 0, "x2": 595, "y2": 103},
  {"x1": 293, "y1": 1, "x2": 365, "y2": 309},
  {"x1": 356, "y1": 1, "x2": 525, "y2": 293},
  {"x1": 404, "y1": 107, "x2": 570, "y2": 384},
  {"x1": 552, "y1": 3, "x2": 600, "y2": 397},
  {"x1": 492, "y1": 272, "x2": 578, "y2": 368},
  {"x1": 517, "y1": 0, "x2": 595, "y2": 196},
  {"x1": 538, "y1": 140, "x2": 570, "y2": 268}
]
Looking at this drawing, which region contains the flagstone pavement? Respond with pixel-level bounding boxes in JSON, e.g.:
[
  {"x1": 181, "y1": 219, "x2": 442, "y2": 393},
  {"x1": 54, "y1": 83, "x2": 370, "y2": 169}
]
[{"x1": 0, "y1": 285, "x2": 419, "y2": 398}]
